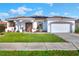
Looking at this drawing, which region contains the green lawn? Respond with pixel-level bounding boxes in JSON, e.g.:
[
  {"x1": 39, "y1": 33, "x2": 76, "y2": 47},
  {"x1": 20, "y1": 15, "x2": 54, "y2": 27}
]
[
  {"x1": 0, "y1": 32, "x2": 64, "y2": 42},
  {"x1": 0, "y1": 50, "x2": 79, "y2": 56}
]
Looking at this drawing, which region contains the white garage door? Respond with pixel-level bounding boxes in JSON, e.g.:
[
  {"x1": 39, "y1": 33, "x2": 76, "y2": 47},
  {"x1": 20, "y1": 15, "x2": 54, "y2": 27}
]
[{"x1": 50, "y1": 23, "x2": 71, "y2": 33}]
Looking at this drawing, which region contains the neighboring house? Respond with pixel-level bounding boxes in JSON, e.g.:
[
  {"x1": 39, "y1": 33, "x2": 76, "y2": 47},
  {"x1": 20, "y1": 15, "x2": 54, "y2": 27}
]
[
  {"x1": 5, "y1": 16, "x2": 76, "y2": 33},
  {"x1": 75, "y1": 19, "x2": 79, "y2": 28},
  {"x1": 0, "y1": 21, "x2": 7, "y2": 25},
  {"x1": 0, "y1": 21, "x2": 7, "y2": 32}
]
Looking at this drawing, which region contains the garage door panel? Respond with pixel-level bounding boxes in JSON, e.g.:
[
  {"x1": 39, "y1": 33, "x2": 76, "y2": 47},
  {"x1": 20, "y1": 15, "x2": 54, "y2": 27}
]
[{"x1": 50, "y1": 24, "x2": 70, "y2": 33}]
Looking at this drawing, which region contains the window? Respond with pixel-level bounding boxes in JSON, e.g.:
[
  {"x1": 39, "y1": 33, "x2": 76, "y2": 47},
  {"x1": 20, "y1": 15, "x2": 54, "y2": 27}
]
[{"x1": 9, "y1": 22, "x2": 15, "y2": 27}]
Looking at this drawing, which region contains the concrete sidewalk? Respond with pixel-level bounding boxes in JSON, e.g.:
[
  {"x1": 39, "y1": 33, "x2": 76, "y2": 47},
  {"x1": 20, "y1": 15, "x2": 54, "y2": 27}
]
[{"x1": 0, "y1": 43, "x2": 77, "y2": 51}]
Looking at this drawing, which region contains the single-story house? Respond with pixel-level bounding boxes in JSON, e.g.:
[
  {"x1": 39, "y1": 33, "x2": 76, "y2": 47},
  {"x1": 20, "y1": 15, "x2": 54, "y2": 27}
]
[
  {"x1": 5, "y1": 16, "x2": 76, "y2": 33},
  {"x1": 0, "y1": 21, "x2": 7, "y2": 25}
]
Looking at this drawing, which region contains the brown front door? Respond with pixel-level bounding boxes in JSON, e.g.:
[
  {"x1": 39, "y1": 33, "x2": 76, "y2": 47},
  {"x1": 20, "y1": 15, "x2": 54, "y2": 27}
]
[{"x1": 25, "y1": 22, "x2": 32, "y2": 32}]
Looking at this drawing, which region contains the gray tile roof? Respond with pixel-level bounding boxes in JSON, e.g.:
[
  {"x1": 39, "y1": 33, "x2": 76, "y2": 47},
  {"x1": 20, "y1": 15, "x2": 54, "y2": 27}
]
[{"x1": 6, "y1": 16, "x2": 75, "y2": 21}]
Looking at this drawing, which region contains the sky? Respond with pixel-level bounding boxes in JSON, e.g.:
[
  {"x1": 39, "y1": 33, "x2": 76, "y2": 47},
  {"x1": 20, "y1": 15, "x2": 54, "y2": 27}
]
[{"x1": 0, "y1": 3, "x2": 79, "y2": 20}]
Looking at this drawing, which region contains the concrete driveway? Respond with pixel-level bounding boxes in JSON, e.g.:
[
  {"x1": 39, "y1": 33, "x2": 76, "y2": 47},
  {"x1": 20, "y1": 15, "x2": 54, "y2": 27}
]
[
  {"x1": 55, "y1": 33, "x2": 79, "y2": 50},
  {"x1": 55, "y1": 33, "x2": 79, "y2": 43}
]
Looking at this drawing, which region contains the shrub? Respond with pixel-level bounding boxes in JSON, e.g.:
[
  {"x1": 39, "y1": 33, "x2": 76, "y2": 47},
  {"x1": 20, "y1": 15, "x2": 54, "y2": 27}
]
[
  {"x1": 0, "y1": 24, "x2": 5, "y2": 33},
  {"x1": 0, "y1": 32, "x2": 4, "y2": 35},
  {"x1": 75, "y1": 27, "x2": 79, "y2": 33}
]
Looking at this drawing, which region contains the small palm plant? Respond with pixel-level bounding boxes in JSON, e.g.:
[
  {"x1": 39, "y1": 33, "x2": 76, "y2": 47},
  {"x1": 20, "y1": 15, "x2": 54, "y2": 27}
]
[
  {"x1": 75, "y1": 27, "x2": 79, "y2": 33},
  {"x1": 37, "y1": 24, "x2": 43, "y2": 32}
]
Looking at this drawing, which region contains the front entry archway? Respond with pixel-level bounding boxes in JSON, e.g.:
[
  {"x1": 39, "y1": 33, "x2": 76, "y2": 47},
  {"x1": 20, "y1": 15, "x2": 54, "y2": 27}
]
[{"x1": 25, "y1": 22, "x2": 32, "y2": 32}]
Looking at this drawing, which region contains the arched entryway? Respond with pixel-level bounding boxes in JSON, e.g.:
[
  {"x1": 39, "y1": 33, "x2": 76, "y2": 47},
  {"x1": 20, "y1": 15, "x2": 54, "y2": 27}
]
[{"x1": 25, "y1": 22, "x2": 32, "y2": 32}]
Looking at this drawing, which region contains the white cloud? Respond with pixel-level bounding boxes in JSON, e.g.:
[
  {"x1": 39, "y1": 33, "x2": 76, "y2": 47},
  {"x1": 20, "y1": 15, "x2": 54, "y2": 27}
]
[
  {"x1": 9, "y1": 6, "x2": 32, "y2": 15},
  {"x1": 49, "y1": 12, "x2": 60, "y2": 16},
  {"x1": 68, "y1": 15, "x2": 79, "y2": 19},
  {"x1": 33, "y1": 10, "x2": 43, "y2": 16},
  {"x1": 47, "y1": 3, "x2": 53, "y2": 7},
  {"x1": 10, "y1": 9, "x2": 16, "y2": 14},
  {"x1": 63, "y1": 12, "x2": 78, "y2": 19},
  {"x1": 0, "y1": 13, "x2": 9, "y2": 19},
  {"x1": 0, "y1": 13, "x2": 9, "y2": 17},
  {"x1": 37, "y1": 7, "x2": 42, "y2": 10},
  {"x1": 64, "y1": 12, "x2": 69, "y2": 15}
]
